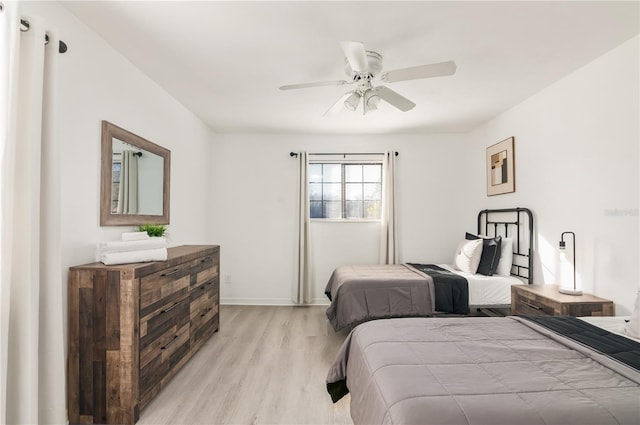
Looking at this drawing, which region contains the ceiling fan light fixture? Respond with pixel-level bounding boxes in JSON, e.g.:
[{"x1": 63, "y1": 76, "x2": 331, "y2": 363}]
[
  {"x1": 365, "y1": 89, "x2": 380, "y2": 107},
  {"x1": 344, "y1": 91, "x2": 361, "y2": 111},
  {"x1": 279, "y1": 41, "x2": 456, "y2": 116},
  {"x1": 363, "y1": 89, "x2": 380, "y2": 114}
]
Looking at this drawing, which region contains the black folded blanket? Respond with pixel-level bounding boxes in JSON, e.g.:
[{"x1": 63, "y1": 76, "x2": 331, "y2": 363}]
[{"x1": 407, "y1": 264, "x2": 469, "y2": 314}]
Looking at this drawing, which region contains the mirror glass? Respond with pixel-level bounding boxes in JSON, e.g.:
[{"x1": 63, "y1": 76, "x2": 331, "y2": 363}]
[{"x1": 100, "y1": 121, "x2": 170, "y2": 226}]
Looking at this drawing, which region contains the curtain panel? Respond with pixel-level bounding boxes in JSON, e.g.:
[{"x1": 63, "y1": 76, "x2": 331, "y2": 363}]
[
  {"x1": 118, "y1": 150, "x2": 139, "y2": 214},
  {"x1": 0, "y1": 4, "x2": 65, "y2": 424},
  {"x1": 294, "y1": 151, "x2": 312, "y2": 304},
  {"x1": 380, "y1": 151, "x2": 398, "y2": 264}
]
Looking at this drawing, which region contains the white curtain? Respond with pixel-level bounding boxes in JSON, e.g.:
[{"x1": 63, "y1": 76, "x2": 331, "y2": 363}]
[
  {"x1": 0, "y1": 4, "x2": 65, "y2": 424},
  {"x1": 117, "y1": 150, "x2": 139, "y2": 214},
  {"x1": 379, "y1": 151, "x2": 398, "y2": 264},
  {"x1": 293, "y1": 151, "x2": 312, "y2": 304}
]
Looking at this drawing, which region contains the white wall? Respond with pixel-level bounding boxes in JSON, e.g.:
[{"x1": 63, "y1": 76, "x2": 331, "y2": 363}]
[
  {"x1": 19, "y1": 1, "x2": 218, "y2": 262},
  {"x1": 465, "y1": 36, "x2": 639, "y2": 314},
  {"x1": 18, "y1": 2, "x2": 218, "y2": 423},
  {"x1": 212, "y1": 133, "x2": 470, "y2": 305}
]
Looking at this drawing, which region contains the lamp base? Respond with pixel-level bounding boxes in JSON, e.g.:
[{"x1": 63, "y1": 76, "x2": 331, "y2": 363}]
[{"x1": 558, "y1": 287, "x2": 583, "y2": 296}]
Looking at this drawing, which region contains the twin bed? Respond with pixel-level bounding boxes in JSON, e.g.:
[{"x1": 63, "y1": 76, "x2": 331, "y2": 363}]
[
  {"x1": 323, "y1": 207, "x2": 640, "y2": 424},
  {"x1": 327, "y1": 315, "x2": 640, "y2": 425},
  {"x1": 325, "y1": 208, "x2": 534, "y2": 331}
]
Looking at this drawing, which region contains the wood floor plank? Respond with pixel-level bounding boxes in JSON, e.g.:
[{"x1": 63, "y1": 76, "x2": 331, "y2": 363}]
[{"x1": 138, "y1": 305, "x2": 352, "y2": 425}]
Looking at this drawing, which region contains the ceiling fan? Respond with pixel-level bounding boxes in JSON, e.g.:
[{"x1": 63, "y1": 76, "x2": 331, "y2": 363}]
[{"x1": 279, "y1": 41, "x2": 457, "y2": 115}]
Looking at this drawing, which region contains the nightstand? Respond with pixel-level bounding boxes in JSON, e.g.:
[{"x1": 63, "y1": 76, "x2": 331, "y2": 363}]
[{"x1": 511, "y1": 284, "x2": 614, "y2": 316}]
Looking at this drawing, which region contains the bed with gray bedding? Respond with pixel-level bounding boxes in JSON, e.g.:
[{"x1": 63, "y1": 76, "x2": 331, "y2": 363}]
[
  {"x1": 327, "y1": 315, "x2": 640, "y2": 425},
  {"x1": 324, "y1": 264, "x2": 470, "y2": 331},
  {"x1": 324, "y1": 264, "x2": 435, "y2": 331},
  {"x1": 324, "y1": 208, "x2": 535, "y2": 332}
]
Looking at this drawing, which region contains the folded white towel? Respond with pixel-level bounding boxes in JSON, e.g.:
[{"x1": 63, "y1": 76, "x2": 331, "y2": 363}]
[
  {"x1": 99, "y1": 237, "x2": 167, "y2": 254},
  {"x1": 100, "y1": 248, "x2": 168, "y2": 265},
  {"x1": 121, "y1": 231, "x2": 150, "y2": 241}
]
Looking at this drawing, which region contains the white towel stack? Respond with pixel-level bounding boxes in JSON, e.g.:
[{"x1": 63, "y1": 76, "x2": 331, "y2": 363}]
[
  {"x1": 121, "y1": 231, "x2": 152, "y2": 241},
  {"x1": 99, "y1": 232, "x2": 168, "y2": 265}
]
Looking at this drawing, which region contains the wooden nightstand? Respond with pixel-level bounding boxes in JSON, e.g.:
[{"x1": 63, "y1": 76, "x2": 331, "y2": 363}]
[{"x1": 511, "y1": 284, "x2": 614, "y2": 316}]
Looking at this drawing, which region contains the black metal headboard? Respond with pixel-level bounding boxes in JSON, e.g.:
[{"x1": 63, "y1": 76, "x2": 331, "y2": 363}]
[{"x1": 477, "y1": 207, "x2": 534, "y2": 284}]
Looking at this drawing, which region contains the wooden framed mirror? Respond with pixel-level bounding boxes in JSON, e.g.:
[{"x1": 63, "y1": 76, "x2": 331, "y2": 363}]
[{"x1": 100, "y1": 120, "x2": 170, "y2": 226}]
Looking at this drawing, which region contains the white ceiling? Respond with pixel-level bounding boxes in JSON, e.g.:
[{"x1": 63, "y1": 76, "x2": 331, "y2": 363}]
[{"x1": 62, "y1": 1, "x2": 639, "y2": 135}]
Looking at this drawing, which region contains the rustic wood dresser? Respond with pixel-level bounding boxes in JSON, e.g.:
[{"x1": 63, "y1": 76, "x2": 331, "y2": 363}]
[{"x1": 67, "y1": 245, "x2": 220, "y2": 425}]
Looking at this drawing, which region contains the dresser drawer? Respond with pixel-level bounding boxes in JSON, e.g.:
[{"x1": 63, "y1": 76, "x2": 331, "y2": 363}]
[
  {"x1": 139, "y1": 296, "x2": 190, "y2": 406},
  {"x1": 140, "y1": 292, "x2": 190, "y2": 355},
  {"x1": 188, "y1": 254, "x2": 219, "y2": 288},
  {"x1": 139, "y1": 324, "x2": 190, "y2": 408},
  {"x1": 190, "y1": 281, "x2": 219, "y2": 350},
  {"x1": 514, "y1": 297, "x2": 554, "y2": 315},
  {"x1": 140, "y1": 264, "x2": 191, "y2": 316}
]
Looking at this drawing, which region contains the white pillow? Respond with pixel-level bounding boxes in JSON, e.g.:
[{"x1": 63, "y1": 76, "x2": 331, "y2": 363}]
[
  {"x1": 495, "y1": 237, "x2": 513, "y2": 276},
  {"x1": 452, "y1": 239, "x2": 483, "y2": 274},
  {"x1": 625, "y1": 289, "x2": 640, "y2": 339}
]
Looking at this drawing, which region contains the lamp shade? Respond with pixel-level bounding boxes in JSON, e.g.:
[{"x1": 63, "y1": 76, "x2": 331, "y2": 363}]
[
  {"x1": 363, "y1": 89, "x2": 380, "y2": 114},
  {"x1": 559, "y1": 241, "x2": 567, "y2": 261},
  {"x1": 344, "y1": 92, "x2": 361, "y2": 111}
]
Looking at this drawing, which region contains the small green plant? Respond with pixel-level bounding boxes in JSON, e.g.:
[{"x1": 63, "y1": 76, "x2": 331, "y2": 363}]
[{"x1": 139, "y1": 224, "x2": 167, "y2": 237}]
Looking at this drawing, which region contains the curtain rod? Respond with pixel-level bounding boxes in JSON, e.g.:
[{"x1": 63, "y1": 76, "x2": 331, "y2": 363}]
[
  {"x1": 113, "y1": 151, "x2": 143, "y2": 157},
  {"x1": 20, "y1": 18, "x2": 68, "y2": 54},
  {"x1": 289, "y1": 152, "x2": 398, "y2": 157}
]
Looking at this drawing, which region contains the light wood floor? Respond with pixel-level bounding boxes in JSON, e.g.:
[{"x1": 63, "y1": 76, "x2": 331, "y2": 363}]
[{"x1": 138, "y1": 305, "x2": 353, "y2": 425}]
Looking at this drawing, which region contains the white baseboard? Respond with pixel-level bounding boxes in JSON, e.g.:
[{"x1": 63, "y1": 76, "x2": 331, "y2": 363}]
[{"x1": 221, "y1": 297, "x2": 330, "y2": 306}]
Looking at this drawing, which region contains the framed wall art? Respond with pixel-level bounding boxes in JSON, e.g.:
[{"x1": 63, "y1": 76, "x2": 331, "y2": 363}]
[{"x1": 486, "y1": 137, "x2": 515, "y2": 196}]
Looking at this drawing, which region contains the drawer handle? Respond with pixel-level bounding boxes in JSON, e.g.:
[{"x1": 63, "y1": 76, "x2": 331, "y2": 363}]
[
  {"x1": 521, "y1": 300, "x2": 542, "y2": 310},
  {"x1": 201, "y1": 257, "x2": 211, "y2": 263},
  {"x1": 161, "y1": 301, "x2": 181, "y2": 314},
  {"x1": 161, "y1": 335, "x2": 179, "y2": 350},
  {"x1": 200, "y1": 307, "x2": 213, "y2": 318},
  {"x1": 161, "y1": 269, "x2": 181, "y2": 277}
]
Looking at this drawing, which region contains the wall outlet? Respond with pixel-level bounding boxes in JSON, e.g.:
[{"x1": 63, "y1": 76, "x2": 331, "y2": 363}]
[{"x1": 223, "y1": 274, "x2": 232, "y2": 284}]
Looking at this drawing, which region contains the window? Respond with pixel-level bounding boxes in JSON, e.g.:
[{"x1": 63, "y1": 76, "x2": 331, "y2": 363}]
[{"x1": 309, "y1": 162, "x2": 382, "y2": 220}]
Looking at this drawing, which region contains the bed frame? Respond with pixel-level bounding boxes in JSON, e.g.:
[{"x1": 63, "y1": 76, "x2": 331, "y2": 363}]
[{"x1": 477, "y1": 207, "x2": 534, "y2": 284}]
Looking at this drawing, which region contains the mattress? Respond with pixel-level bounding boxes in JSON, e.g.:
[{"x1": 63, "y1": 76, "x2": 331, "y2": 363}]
[{"x1": 437, "y1": 264, "x2": 524, "y2": 306}]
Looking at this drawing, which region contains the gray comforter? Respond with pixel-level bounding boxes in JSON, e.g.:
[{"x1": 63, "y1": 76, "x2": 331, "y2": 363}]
[
  {"x1": 327, "y1": 316, "x2": 640, "y2": 425},
  {"x1": 324, "y1": 264, "x2": 435, "y2": 331}
]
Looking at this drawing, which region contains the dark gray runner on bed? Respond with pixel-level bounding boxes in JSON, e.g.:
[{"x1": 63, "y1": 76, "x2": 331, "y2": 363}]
[
  {"x1": 407, "y1": 263, "x2": 469, "y2": 314},
  {"x1": 520, "y1": 315, "x2": 640, "y2": 371}
]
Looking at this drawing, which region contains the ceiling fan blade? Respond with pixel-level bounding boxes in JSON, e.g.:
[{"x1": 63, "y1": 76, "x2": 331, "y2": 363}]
[
  {"x1": 341, "y1": 41, "x2": 368, "y2": 73},
  {"x1": 323, "y1": 92, "x2": 353, "y2": 116},
  {"x1": 381, "y1": 61, "x2": 457, "y2": 83},
  {"x1": 374, "y1": 86, "x2": 416, "y2": 112},
  {"x1": 279, "y1": 80, "x2": 351, "y2": 90}
]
